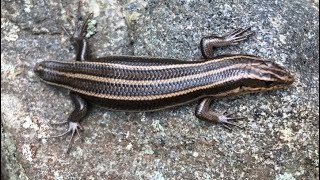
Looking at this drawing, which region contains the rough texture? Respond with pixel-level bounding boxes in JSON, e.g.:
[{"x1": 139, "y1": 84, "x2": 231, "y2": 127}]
[{"x1": 1, "y1": 0, "x2": 319, "y2": 179}]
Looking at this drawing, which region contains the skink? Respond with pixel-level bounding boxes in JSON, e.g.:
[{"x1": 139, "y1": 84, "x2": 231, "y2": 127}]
[{"x1": 34, "y1": 14, "x2": 294, "y2": 152}]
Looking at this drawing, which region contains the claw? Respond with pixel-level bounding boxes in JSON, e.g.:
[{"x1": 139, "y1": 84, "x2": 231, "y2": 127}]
[
  {"x1": 222, "y1": 124, "x2": 232, "y2": 130},
  {"x1": 234, "y1": 33, "x2": 254, "y2": 40},
  {"x1": 221, "y1": 109, "x2": 228, "y2": 115},
  {"x1": 224, "y1": 28, "x2": 243, "y2": 37},
  {"x1": 223, "y1": 26, "x2": 253, "y2": 44},
  {"x1": 50, "y1": 120, "x2": 68, "y2": 125},
  {"x1": 218, "y1": 112, "x2": 247, "y2": 130},
  {"x1": 231, "y1": 37, "x2": 249, "y2": 44},
  {"x1": 222, "y1": 119, "x2": 244, "y2": 129},
  {"x1": 66, "y1": 128, "x2": 76, "y2": 154},
  {"x1": 46, "y1": 130, "x2": 71, "y2": 139},
  {"x1": 42, "y1": 121, "x2": 83, "y2": 153},
  {"x1": 61, "y1": 25, "x2": 72, "y2": 37},
  {"x1": 233, "y1": 26, "x2": 252, "y2": 36},
  {"x1": 225, "y1": 111, "x2": 235, "y2": 117},
  {"x1": 221, "y1": 117, "x2": 244, "y2": 130}
]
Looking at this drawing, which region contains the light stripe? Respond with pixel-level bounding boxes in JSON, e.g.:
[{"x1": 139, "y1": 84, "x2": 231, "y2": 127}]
[
  {"x1": 80, "y1": 40, "x2": 87, "y2": 61},
  {"x1": 249, "y1": 66, "x2": 287, "y2": 80},
  {"x1": 41, "y1": 75, "x2": 246, "y2": 101},
  {"x1": 49, "y1": 55, "x2": 264, "y2": 71},
  {"x1": 45, "y1": 63, "x2": 249, "y2": 86}
]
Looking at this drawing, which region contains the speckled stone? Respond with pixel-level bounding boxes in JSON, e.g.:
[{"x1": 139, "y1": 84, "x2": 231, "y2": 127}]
[{"x1": 1, "y1": 0, "x2": 319, "y2": 179}]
